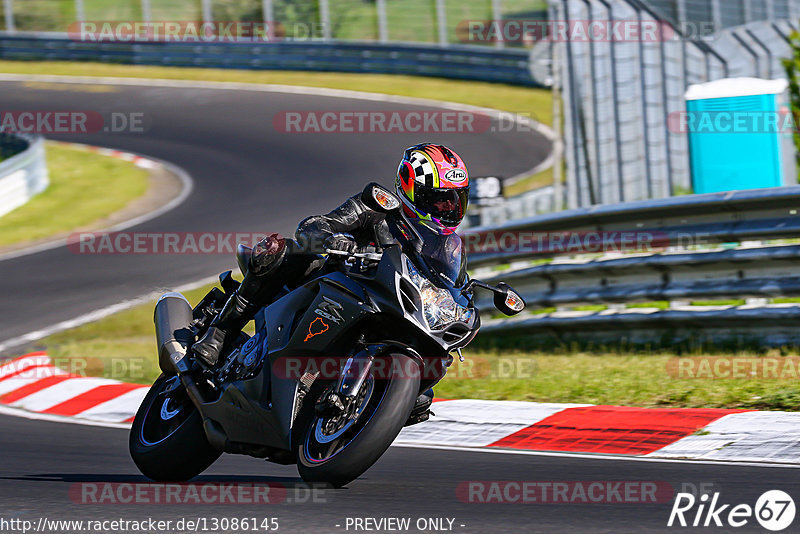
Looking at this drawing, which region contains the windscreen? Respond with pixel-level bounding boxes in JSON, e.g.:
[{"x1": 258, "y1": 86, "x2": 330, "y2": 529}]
[{"x1": 410, "y1": 219, "x2": 467, "y2": 288}]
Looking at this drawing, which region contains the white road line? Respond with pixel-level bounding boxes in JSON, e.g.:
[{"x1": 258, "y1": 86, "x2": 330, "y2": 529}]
[
  {"x1": 0, "y1": 275, "x2": 217, "y2": 354},
  {"x1": 0, "y1": 404, "x2": 131, "y2": 429},
  {"x1": 392, "y1": 442, "x2": 800, "y2": 469}
]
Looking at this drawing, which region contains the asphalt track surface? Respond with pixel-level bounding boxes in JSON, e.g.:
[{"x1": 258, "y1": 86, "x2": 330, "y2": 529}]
[
  {"x1": 0, "y1": 79, "x2": 796, "y2": 533},
  {"x1": 1, "y1": 412, "x2": 798, "y2": 533},
  {"x1": 0, "y1": 79, "x2": 548, "y2": 346}
]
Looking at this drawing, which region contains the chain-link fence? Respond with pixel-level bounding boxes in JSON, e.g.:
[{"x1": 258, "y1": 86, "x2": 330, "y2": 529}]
[
  {"x1": 553, "y1": 0, "x2": 800, "y2": 209},
  {"x1": 1, "y1": 0, "x2": 548, "y2": 47}
]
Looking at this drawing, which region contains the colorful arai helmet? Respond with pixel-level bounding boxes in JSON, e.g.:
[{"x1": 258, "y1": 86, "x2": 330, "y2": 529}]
[{"x1": 395, "y1": 143, "x2": 470, "y2": 228}]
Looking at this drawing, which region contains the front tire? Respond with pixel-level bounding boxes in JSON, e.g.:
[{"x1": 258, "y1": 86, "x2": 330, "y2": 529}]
[
  {"x1": 129, "y1": 374, "x2": 221, "y2": 481},
  {"x1": 292, "y1": 353, "x2": 420, "y2": 487}
]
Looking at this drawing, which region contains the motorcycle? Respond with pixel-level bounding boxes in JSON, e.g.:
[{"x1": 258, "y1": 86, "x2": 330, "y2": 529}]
[{"x1": 129, "y1": 183, "x2": 526, "y2": 487}]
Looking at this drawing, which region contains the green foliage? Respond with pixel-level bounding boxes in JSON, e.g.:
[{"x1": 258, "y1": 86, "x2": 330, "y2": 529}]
[{"x1": 782, "y1": 28, "x2": 800, "y2": 173}]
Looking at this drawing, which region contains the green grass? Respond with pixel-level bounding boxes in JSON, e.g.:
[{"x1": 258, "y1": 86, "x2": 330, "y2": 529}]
[
  {"x1": 0, "y1": 142, "x2": 149, "y2": 249},
  {"x1": 504, "y1": 166, "x2": 554, "y2": 197},
  {"x1": 435, "y1": 348, "x2": 800, "y2": 410},
  {"x1": 690, "y1": 299, "x2": 747, "y2": 307},
  {"x1": 0, "y1": 61, "x2": 553, "y2": 128}
]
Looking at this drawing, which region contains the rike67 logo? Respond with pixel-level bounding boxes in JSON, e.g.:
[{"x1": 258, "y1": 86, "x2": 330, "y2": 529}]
[{"x1": 668, "y1": 490, "x2": 796, "y2": 531}]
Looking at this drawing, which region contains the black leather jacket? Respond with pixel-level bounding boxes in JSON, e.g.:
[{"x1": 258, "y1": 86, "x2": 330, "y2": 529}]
[{"x1": 295, "y1": 183, "x2": 396, "y2": 253}]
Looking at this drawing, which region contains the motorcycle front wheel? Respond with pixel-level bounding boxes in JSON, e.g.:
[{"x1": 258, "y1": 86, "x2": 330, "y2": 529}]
[
  {"x1": 292, "y1": 352, "x2": 420, "y2": 487},
  {"x1": 129, "y1": 374, "x2": 221, "y2": 481}
]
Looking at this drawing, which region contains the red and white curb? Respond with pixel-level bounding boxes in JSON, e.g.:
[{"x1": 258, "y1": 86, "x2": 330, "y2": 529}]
[
  {"x1": 0, "y1": 353, "x2": 148, "y2": 424},
  {"x1": 2, "y1": 352, "x2": 797, "y2": 463}
]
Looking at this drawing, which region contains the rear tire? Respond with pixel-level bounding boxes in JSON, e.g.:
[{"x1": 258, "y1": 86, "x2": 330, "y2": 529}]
[
  {"x1": 129, "y1": 374, "x2": 221, "y2": 481},
  {"x1": 292, "y1": 353, "x2": 419, "y2": 487}
]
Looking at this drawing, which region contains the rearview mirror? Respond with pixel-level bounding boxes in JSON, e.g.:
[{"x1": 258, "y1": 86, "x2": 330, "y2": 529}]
[
  {"x1": 361, "y1": 182, "x2": 401, "y2": 213},
  {"x1": 493, "y1": 282, "x2": 525, "y2": 316}
]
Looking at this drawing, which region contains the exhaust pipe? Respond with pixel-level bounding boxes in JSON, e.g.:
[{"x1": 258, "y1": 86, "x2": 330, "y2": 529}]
[{"x1": 154, "y1": 292, "x2": 194, "y2": 376}]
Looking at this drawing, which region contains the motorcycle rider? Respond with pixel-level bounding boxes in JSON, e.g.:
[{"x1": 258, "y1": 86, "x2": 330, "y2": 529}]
[{"x1": 192, "y1": 143, "x2": 470, "y2": 424}]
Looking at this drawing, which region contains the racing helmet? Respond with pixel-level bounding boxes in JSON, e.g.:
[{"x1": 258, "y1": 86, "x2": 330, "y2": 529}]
[{"x1": 395, "y1": 143, "x2": 470, "y2": 228}]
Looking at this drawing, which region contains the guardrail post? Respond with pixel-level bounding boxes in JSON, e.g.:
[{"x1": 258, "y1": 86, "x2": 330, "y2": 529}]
[
  {"x1": 201, "y1": 0, "x2": 211, "y2": 24},
  {"x1": 319, "y1": 0, "x2": 331, "y2": 41},
  {"x1": 491, "y1": 0, "x2": 503, "y2": 49},
  {"x1": 376, "y1": 0, "x2": 388, "y2": 42},
  {"x1": 552, "y1": 17, "x2": 565, "y2": 211},
  {"x1": 75, "y1": 0, "x2": 85, "y2": 22},
  {"x1": 435, "y1": 0, "x2": 447, "y2": 46},
  {"x1": 711, "y1": 0, "x2": 722, "y2": 30},
  {"x1": 790, "y1": 0, "x2": 800, "y2": 23},
  {"x1": 262, "y1": 0, "x2": 273, "y2": 26},
  {"x1": 141, "y1": 0, "x2": 151, "y2": 22},
  {"x1": 4, "y1": 0, "x2": 14, "y2": 32}
]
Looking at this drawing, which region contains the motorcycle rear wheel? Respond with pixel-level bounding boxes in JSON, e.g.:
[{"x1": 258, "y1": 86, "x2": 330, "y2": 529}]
[
  {"x1": 129, "y1": 374, "x2": 221, "y2": 481},
  {"x1": 292, "y1": 352, "x2": 420, "y2": 487}
]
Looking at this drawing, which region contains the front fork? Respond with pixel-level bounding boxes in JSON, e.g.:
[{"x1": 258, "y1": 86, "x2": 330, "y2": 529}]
[{"x1": 317, "y1": 343, "x2": 422, "y2": 418}]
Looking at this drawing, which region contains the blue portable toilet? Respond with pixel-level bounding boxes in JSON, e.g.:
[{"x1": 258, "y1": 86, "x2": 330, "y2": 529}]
[{"x1": 684, "y1": 77, "x2": 796, "y2": 194}]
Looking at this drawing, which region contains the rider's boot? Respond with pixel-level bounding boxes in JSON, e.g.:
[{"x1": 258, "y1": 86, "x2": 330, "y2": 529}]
[
  {"x1": 193, "y1": 234, "x2": 286, "y2": 366},
  {"x1": 404, "y1": 388, "x2": 434, "y2": 427}
]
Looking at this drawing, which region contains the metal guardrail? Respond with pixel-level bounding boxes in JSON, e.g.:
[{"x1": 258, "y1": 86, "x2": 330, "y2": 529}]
[
  {"x1": 479, "y1": 305, "x2": 800, "y2": 346},
  {"x1": 465, "y1": 185, "x2": 800, "y2": 268},
  {"x1": 467, "y1": 186, "x2": 800, "y2": 345},
  {"x1": 0, "y1": 33, "x2": 540, "y2": 87},
  {"x1": 0, "y1": 134, "x2": 48, "y2": 218},
  {"x1": 477, "y1": 245, "x2": 800, "y2": 309}
]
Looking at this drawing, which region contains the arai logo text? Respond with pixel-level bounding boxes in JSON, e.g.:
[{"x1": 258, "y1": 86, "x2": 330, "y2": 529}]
[{"x1": 444, "y1": 169, "x2": 467, "y2": 183}]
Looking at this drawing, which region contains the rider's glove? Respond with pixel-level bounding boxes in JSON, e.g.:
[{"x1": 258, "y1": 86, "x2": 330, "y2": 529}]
[{"x1": 324, "y1": 233, "x2": 358, "y2": 254}]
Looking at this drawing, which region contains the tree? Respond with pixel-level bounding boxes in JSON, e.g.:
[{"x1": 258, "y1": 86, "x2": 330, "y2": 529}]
[{"x1": 782, "y1": 28, "x2": 800, "y2": 172}]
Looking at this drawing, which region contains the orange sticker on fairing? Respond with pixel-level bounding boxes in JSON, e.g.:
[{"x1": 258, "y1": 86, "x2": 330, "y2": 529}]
[{"x1": 304, "y1": 317, "x2": 330, "y2": 342}]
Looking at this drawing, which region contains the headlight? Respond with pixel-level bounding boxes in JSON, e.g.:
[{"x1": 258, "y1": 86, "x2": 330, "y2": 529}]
[{"x1": 405, "y1": 259, "x2": 473, "y2": 330}]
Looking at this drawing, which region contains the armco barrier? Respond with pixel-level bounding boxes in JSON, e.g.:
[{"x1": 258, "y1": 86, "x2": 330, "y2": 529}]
[
  {"x1": 0, "y1": 134, "x2": 48, "y2": 218},
  {"x1": 467, "y1": 186, "x2": 800, "y2": 345},
  {"x1": 465, "y1": 185, "x2": 800, "y2": 268},
  {"x1": 0, "y1": 33, "x2": 539, "y2": 87}
]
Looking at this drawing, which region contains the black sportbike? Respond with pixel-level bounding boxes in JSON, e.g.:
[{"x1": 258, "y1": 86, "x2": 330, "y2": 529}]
[{"x1": 129, "y1": 184, "x2": 525, "y2": 487}]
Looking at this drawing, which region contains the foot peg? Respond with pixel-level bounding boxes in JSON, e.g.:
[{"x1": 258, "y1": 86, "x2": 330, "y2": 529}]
[
  {"x1": 404, "y1": 409, "x2": 434, "y2": 427},
  {"x1": 404, "y1": 390, "x2": 434, "y2": 427}
]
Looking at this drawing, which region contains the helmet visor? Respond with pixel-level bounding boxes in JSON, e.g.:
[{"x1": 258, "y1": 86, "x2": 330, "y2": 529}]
[{"x1": 415, "y1": 185, "x2": 469, "y2": 227}]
